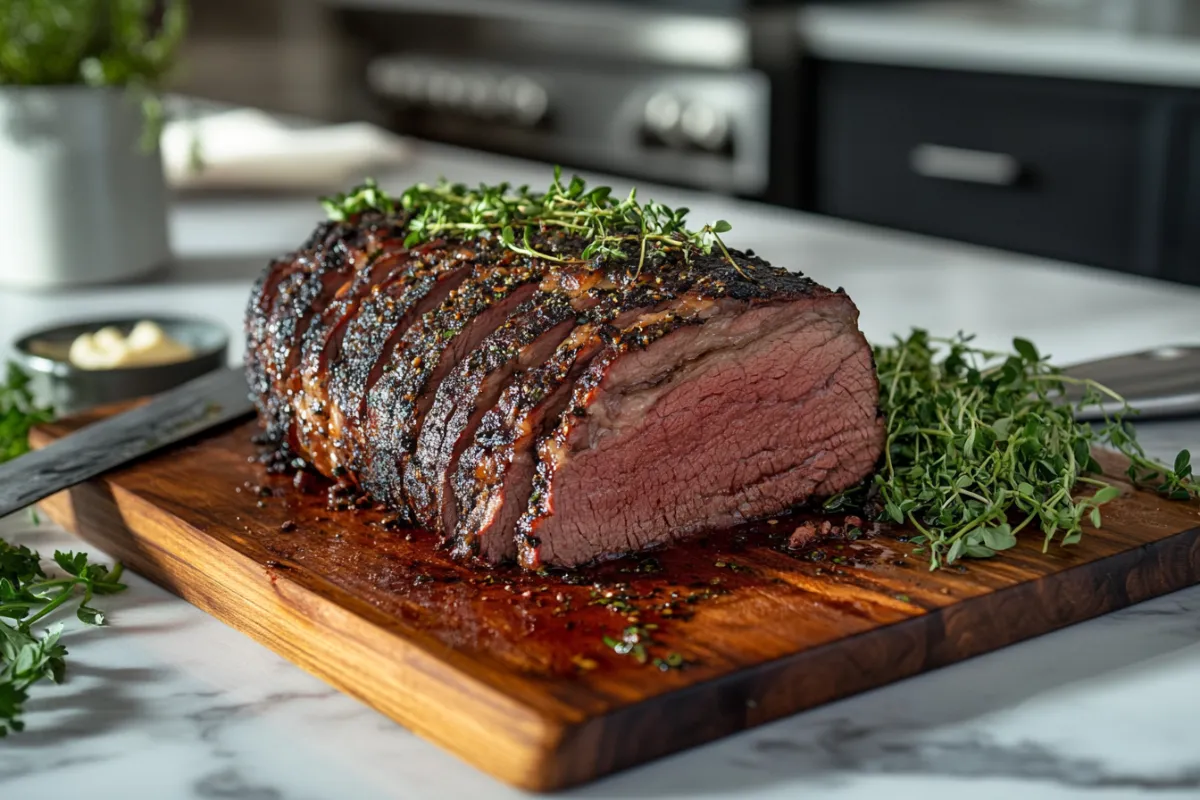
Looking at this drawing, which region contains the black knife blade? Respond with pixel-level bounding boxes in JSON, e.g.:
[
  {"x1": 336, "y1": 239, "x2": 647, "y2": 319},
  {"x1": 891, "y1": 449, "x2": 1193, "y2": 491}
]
[{"x1": 0, "y1": 366, "x2": 254, "y2": 519}]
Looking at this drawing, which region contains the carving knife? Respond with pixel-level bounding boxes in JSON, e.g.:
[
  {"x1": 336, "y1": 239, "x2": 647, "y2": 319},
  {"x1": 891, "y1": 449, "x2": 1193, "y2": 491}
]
[
  {"x1": 0, "y1": 366, "x2": 253, "y2": 519},
  {"x1": 1063, "y1": 346, "x2": 1200, "y2": 422}
]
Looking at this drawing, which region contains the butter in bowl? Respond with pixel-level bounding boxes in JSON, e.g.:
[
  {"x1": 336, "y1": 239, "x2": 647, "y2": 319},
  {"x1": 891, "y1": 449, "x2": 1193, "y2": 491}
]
[{"x1": 13, "y1": 316, "x2": 229, "y2": 414}]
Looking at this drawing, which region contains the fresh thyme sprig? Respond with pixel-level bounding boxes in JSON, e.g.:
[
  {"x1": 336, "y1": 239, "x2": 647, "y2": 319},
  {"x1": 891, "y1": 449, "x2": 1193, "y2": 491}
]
[
  {"x1": 0, "y1": 364, "x2": 127, "y2": 736},
  {"x1": 320, "y1": 168, "x2": 740, "y2": 276},
  {"x1": 855, "y1": 330, "x2": 1195, "y2": 570}
]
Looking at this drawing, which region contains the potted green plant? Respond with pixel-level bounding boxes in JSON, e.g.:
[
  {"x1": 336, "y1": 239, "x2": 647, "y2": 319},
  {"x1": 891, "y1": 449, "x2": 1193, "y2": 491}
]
[{"x1": 0, "y1": 1, "x2": 186, "y2": 288}]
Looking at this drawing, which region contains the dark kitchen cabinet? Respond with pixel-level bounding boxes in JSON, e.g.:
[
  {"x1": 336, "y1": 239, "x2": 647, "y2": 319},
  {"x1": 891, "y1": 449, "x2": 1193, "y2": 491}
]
[
  {"x1": 1162, "y1": 104, "x2": 1200, "y2": 285},
  {"x1": 812, "y1": 62, "x2": 1156, "y2": 274}
]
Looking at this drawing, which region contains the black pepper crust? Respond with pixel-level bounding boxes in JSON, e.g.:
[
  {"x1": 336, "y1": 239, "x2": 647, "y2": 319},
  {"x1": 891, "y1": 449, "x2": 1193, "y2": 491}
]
[
  {"x1": 291, "y1": 245, "x2": 413, "y2": 472},
  {"x1": 260, "y1": 246, "x2": 359, "y2": 447},
  {"x1": 246, "y1": 216, "x2": 380, "y2": 421},
  {"x1": 244, "y1": 254, "x2": 297, "y2": 422},
  {"x1": 246, "y1": 212, "x2": 411, "y2": 449}
]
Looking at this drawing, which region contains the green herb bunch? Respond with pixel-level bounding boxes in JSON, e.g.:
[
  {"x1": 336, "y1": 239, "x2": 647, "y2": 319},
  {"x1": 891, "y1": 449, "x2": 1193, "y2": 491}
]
[
  {"x1": 0, "y1": 1, "x2": 187, "y2": 144},
  {"x1": 0, "y1": 0, "x2": 186, "y2": 86},
  {"x1": 861, "y1": 330, "x2": 1194, "y2": 569},
  {"x1": 0, "y1": 363, "x2": 52, "y2": 462},
  {"x1": 0, "y1": 364, "x2": 126, "y2": 736},
  {"x1": 321, "y1": 168, "x2": 738, "y2": 276}
]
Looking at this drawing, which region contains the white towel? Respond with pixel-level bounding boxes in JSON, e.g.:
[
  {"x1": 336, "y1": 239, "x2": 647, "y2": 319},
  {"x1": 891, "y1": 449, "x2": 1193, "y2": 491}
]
[{"x1": 161, "y1": 108, "x2": 411, "y2": 192}]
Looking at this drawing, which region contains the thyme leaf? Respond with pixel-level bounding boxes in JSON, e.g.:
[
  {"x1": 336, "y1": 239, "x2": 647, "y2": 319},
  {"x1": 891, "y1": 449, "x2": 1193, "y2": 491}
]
[
  {"x1": 602, "y1": 624, "x2": 657, "y2": 665},
  {"x1": 869, "y1": 330, "x2": 1195, "y2": 570}
]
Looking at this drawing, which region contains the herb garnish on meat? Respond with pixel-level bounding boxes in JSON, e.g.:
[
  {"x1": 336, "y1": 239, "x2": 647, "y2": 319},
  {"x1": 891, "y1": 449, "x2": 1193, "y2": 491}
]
[{"x1": 321, "y1": 168, "x2": 740, "y2": 276}]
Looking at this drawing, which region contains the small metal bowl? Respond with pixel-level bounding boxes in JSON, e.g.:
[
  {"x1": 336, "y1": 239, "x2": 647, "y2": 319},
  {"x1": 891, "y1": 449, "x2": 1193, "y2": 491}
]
[{"x1": 12, "y1": 315, "x2": 230, "y2": 414}]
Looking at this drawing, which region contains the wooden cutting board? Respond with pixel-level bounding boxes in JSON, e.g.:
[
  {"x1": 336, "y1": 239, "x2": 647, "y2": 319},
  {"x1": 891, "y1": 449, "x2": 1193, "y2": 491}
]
[{"x1": 30, "y1": 409, "x2": 1200, "y2": 792}]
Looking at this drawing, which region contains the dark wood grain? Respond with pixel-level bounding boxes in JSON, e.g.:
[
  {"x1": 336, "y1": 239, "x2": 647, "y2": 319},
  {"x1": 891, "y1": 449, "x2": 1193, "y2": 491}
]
[{"x1": 30, "y1": 412, "x2": 1200, "y2": 792}]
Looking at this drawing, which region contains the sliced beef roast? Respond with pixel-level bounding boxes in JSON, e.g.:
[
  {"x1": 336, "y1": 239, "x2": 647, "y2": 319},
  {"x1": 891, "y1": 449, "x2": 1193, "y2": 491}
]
[{"x1": 247, "y1": 188, "x2": 884, "y2": 570}]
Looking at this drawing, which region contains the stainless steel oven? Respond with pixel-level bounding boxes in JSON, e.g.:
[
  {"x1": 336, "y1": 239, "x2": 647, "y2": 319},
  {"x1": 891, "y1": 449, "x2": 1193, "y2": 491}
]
[{"x1": 324, "y1": 0, "x2": 802, "y2": 202}]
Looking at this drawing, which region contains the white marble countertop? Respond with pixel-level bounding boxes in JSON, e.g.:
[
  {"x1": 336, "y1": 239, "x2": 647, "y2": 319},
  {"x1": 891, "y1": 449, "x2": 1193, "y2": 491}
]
[
  {"x1": 801, "y1": 0, "x2": 1200, "y2": 87},
  {"x1": 3, "y1": 141, "x2": 1200, "y2": 799}
]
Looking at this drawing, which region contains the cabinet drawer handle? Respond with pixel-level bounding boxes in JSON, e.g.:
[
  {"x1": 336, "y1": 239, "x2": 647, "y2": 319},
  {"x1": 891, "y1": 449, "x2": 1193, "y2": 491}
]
[{"x1": 909, "y1": 144, "x2": 1021, "y2": 186}]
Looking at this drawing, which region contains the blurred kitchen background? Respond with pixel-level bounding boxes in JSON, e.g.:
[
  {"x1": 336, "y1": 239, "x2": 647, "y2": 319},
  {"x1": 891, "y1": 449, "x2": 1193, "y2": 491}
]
[{"x1": 171, "y1": 0, "x2": 1200, "y2": 287}]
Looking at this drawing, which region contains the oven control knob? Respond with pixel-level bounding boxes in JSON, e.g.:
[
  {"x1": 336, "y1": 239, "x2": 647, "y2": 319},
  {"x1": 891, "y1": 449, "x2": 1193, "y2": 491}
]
[
  {"x1": 464, "y1": 75, "x2": 499, "y2": 117},
  {"x1": 643, "y1": 92, "x2": 683, "y2": 144},
  {"x1": 367, "y1": 59, "x2": 426, "y2": 105},
  {"x1": 426, "y1": 70, "x2": 466, "y2": 108},
  {"x1": 499, "y1": 76, "x2": 549, "y2": 125},
  {"x1": 680, "y1": 102, "x2": 730, "y2": 151}
]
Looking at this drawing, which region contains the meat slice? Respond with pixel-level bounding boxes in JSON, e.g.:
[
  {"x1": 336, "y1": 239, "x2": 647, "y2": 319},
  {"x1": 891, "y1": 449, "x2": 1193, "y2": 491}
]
[
  {"x1": 245, "y1": 219, "x2": 350, "y2": 419},
  {"x1": 251, "y1": 213, "x2": 408, "y2": 449},
  {"x1": 405, "y1": 292, "x2": 578, "y2": 531},
  {"x1": 517, "y1": 291, "x2": 885, "y2": 569},
  {"x1": 323, "y1": 247, "x2": 473, "y2": 480},
  {"x1": 291, "y1": 246, "x2": 412, "y2": 474},
  {"x1": 361, "y1": 252, "x2": 546, "y2": 509},
  {"x1": 259, "y1": 252, "x2": 356, "y2": 448},
  {"x1": 245, "y1": 254, "x2": 296, "y2": 423},
  {"x1": 405, "y1": 265, "x2": 619, "y2": 531},
  {"x1": 448, "y1": 289, "x2": 706, "y2": 564},
  {"x1": 448, "y1": 322, "x2": 612, "y2": 563}
]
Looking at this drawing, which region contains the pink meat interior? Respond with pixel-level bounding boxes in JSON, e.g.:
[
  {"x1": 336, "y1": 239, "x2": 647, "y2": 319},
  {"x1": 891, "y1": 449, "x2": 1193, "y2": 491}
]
[{"x1": 533, "y1": 297, "x2": 885, "y2": 568}]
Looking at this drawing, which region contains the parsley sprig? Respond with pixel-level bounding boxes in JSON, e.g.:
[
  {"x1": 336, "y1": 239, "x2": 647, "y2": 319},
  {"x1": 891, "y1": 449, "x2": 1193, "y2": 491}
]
[
  {"x1": 860, "y1": 330, "x2": 1195, "y2": 569},
  {"x1": 0, "y1": 363, "x2": 53, "y2": 462},
  {"x1": 0, "y1": 364, "x2": 126, "y2": 736},
  {"x1": 321, "y1": 168, "x2": 739, "y2": 276},
  {"x1": 0, "y1": 621, "x2": 66, "y2": 736}
]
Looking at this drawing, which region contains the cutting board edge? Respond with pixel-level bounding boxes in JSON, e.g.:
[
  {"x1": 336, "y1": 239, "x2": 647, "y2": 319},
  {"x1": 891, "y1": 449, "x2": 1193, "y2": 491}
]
[{"x1": 33, "y1": 477, "x2": 588, "y2": 792}]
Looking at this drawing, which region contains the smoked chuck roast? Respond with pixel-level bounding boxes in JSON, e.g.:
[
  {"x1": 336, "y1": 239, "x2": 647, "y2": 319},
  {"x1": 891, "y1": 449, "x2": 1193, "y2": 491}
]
[{"x1": 247, "y1": 197, "x2": 885, "y2": 570}]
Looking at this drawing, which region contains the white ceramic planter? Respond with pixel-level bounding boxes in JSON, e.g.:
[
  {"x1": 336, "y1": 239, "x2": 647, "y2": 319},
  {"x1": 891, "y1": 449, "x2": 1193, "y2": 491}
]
[{"x1": 0, "y1": 87, "x2": 171, "y2": 289}]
